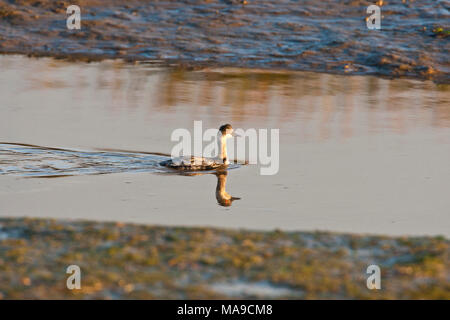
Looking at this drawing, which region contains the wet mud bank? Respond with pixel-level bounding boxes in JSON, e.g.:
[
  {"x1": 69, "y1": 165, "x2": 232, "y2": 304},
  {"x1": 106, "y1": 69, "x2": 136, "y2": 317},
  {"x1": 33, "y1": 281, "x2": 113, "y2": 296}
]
[
  {"x1": 0, "y1": 217, "x2": 448, "y2": 299},
  {"x1": 0, "y1": 0, "x2": 449, "y2": 83}
]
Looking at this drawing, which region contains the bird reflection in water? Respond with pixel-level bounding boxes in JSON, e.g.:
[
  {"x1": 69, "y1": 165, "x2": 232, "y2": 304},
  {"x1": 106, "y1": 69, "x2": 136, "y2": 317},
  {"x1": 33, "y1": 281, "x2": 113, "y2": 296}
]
[
  {"x1": 215, "y1": 170, "x2": 240, "y2": 207},
  {"x1": 181, "y1": 169, "x2": 241, "y2": 207}
]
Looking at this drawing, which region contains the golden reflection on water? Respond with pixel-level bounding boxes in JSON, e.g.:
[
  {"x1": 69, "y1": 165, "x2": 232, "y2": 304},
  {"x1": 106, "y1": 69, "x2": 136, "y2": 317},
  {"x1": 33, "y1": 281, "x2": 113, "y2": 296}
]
[
  {"x1": 153, "y1": 69, "x2": 450, "y2": 133},
  {"x1": 72, "y1": 63, "x2": 450, "y2": 138},
  {"x1": 3, "y1": 55, "x2": 450, "y2": 143}
]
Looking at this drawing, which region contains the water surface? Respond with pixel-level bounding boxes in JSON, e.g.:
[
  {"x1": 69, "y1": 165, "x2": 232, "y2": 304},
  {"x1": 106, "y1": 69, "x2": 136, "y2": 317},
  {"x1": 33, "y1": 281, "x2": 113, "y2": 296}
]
[{"x1": 0, "y1": 55, "x2": 449, "y2": 236}]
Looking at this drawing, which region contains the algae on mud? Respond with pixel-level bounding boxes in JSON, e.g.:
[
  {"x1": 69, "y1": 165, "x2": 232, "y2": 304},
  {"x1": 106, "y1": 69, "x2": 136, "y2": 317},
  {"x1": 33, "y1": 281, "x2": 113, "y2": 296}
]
[
  {"x1": 0, "y1": 0, "x2": 449, "y2": 83},
  {"x1": 0, "y1": 218, "x2": 448, "y2": 299}
]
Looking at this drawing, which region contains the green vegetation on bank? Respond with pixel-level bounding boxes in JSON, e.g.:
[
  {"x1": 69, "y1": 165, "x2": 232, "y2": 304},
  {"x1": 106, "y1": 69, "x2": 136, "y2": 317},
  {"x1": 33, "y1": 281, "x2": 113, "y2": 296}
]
[{"x1": 0, "y1": 218, "x2": 448, "y2": 299}]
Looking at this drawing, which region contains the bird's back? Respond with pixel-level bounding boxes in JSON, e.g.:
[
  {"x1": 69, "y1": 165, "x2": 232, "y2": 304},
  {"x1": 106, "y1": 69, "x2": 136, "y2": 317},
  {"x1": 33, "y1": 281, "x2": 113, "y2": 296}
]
[{"x1": 160, "y1": 156, "x2": 225, "y2": 171}]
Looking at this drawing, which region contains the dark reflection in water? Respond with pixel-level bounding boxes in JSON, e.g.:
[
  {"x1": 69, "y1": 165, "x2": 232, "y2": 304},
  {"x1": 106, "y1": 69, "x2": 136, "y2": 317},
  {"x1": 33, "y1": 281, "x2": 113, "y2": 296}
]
[{"x1": 215, "y1": 171, "x2": 240, "y2": 207}]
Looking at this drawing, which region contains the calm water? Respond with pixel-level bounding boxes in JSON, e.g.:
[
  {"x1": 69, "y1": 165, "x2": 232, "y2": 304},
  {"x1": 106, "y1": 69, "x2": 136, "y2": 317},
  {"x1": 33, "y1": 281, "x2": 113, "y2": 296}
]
[{"x1": 0, "y1": 55, "x2": 449, "y2": 236}]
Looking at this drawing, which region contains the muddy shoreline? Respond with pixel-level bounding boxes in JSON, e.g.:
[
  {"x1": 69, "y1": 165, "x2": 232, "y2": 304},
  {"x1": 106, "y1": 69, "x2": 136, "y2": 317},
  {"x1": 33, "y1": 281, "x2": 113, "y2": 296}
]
[
  {"x1": 1, "y1": 0, "x2": 449, "y2": 83},
  {"x1": 0, "y1": 217, "x2": 448, "y2": 299}
]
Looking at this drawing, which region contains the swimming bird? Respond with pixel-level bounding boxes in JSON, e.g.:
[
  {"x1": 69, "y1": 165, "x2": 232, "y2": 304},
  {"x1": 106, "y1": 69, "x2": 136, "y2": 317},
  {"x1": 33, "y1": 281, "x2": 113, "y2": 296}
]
[{"x1": 160, "y1": 124, "x2": 236, "y2": 171}]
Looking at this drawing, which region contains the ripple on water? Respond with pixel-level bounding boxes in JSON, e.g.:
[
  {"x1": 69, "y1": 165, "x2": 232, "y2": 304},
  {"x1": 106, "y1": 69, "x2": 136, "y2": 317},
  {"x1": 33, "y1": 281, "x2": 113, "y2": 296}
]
[{"x1": 0, "y1": 143, "x2": 241, "y2": 177}]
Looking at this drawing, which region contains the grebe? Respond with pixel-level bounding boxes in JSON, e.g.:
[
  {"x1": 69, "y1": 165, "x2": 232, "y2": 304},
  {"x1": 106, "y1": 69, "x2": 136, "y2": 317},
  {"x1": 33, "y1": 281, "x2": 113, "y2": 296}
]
[{"x1": 160, "y1": 124, "x2": 235, "y2": 171}]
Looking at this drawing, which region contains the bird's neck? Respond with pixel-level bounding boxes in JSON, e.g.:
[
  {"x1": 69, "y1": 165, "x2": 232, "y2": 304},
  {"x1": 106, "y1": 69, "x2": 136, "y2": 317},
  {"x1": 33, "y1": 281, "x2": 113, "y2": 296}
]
[
  {"x1": 216, "y1": 174, "x2": 231, "y2": 200},
  {"x1": 218, "y1": 135, "x2": 228, "y2": 165}
]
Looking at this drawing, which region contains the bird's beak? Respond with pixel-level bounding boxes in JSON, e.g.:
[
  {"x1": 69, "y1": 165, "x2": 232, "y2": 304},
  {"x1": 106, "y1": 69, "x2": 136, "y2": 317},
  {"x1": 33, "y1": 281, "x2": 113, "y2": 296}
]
[{"x1": 232, "y1": 132, "x2": 240, "y2": 137}]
